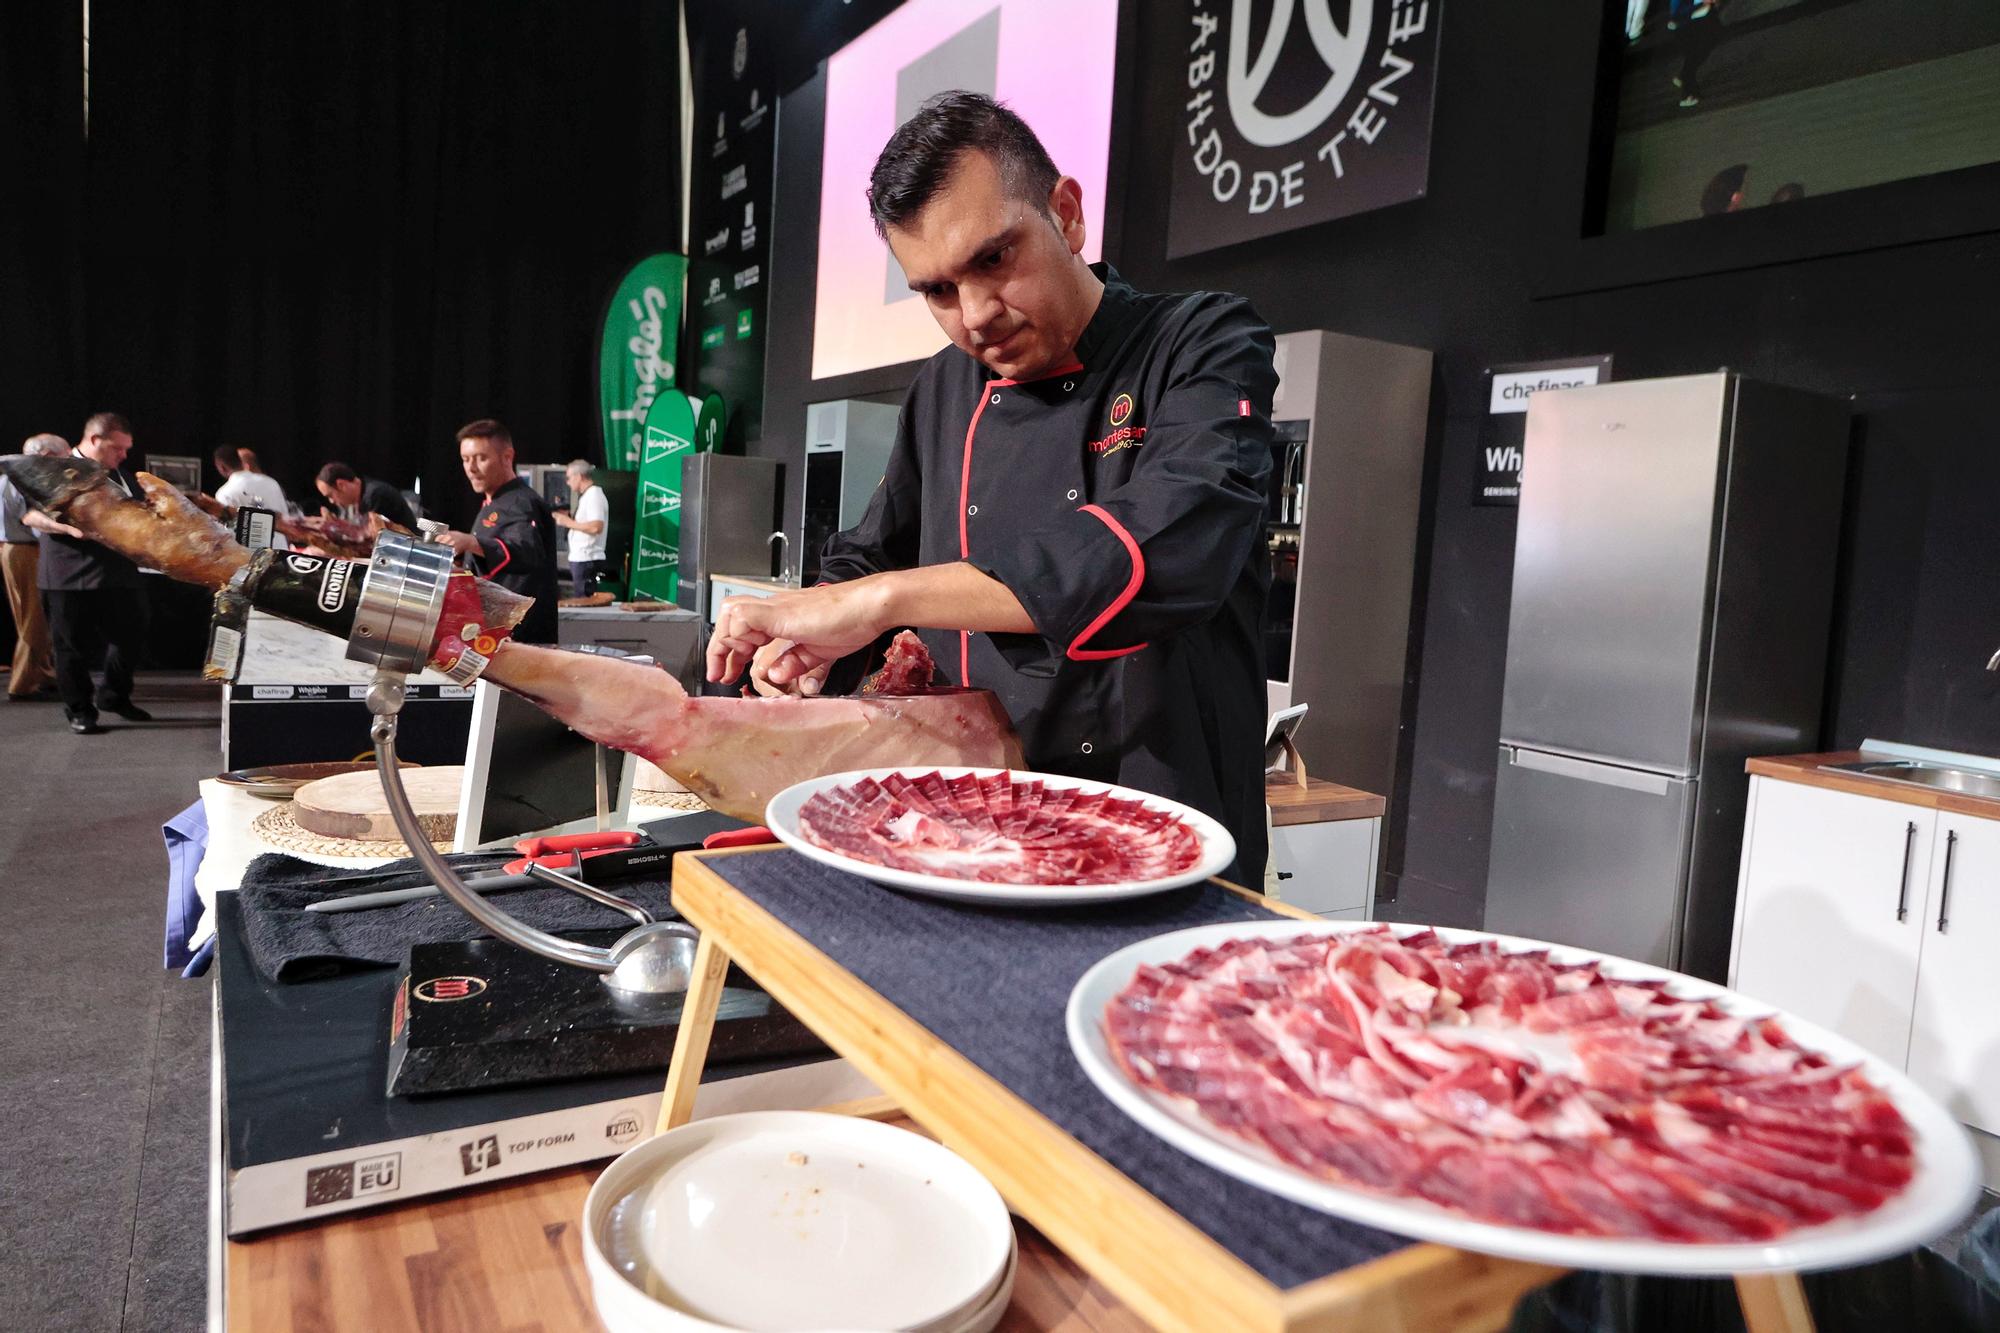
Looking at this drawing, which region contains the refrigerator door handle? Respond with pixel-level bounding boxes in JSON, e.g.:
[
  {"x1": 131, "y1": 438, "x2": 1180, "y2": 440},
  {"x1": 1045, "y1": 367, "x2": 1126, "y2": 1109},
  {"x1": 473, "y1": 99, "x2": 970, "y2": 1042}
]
[{"x1": 1507, "y1": 746, "x2": 1675, "y2": 795}]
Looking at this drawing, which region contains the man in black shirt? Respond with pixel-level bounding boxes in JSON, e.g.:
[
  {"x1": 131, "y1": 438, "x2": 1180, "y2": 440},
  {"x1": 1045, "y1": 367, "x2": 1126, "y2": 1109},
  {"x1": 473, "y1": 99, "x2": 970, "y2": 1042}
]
[
  {"x1": 25, "y1": 412, "x2": 154, "y2": 734},
  {"x1": 437, "y1": 419, "x2": 559, "y2": 644},
  {"x1": 313, "y1": 462, "x2": 419, "y2": 532},
  {"x1": 704, "y1": 93, "x2": 1275, "y2": 882}
]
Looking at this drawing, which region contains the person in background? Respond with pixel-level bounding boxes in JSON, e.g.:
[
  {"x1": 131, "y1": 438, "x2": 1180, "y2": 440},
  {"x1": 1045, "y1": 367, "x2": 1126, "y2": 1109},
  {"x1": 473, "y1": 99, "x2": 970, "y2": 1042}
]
[
  {"x1": 213, "y1": 445, "x2": 292, "y2": 515},
  {"x1": 1699, "y1": 163, "x2": 1749, "y2": 216},
  {"x1": 313, "y1": 461, "x2": 418, "y2": 531},
  {"x1": 22, "y1": 413, "x2": 153, "y2": 734},
  {"x1": 435, "y1": 419, "x2": 559, "y2": 644},
  {"x1": 1770, "y1": 182, "x2": 1806, "y2": 204},
  {"x1": 553, "y1": 459, "x2": 610, "y2": 598},
  {"x1": 1, "y1": 433, "x2": 70, "y2": 701}
]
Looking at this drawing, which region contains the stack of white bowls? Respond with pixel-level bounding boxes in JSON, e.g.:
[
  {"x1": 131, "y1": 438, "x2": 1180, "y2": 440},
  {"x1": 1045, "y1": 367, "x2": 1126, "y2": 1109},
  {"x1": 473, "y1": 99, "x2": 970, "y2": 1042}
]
[{"x1": 585, "y1": 1111, "x2": 1017, "y2": 1332}]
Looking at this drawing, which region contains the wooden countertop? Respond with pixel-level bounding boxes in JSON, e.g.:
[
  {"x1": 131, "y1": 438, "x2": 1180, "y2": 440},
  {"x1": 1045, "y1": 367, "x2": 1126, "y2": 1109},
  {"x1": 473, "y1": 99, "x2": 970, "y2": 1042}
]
[
  {"x1": 1266, "y1": 774, "x2": 1385, "y2": 826},
  {"x1": 1746, "y1": 751, "x2": 2000, "y2": 821},
  {"x1": 227, "y1": 1110, "x2": 1148, "y2": 1332}
]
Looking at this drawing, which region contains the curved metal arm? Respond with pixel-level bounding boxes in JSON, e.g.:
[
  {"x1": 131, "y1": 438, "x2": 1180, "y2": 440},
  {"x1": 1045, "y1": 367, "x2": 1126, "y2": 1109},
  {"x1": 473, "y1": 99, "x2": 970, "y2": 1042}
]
[{"x1": 369, "y1": 696, "x2": 620, "y2": 974}]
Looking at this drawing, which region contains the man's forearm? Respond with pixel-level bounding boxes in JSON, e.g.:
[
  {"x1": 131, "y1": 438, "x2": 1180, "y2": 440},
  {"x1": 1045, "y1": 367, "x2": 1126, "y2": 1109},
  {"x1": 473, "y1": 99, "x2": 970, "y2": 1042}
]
[{"x1": 878, "y1": 561, "x2": 1035, "y2": 635}]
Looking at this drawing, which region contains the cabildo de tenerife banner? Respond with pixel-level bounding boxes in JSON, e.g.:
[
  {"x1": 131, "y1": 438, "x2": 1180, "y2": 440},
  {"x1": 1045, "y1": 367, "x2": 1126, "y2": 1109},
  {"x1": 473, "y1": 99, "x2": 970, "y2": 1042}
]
[
  {"x1": 1168, "y1": 1, "x2": 1441, "y2": 258},
  {"x1": 598, "y1": 253, "x2": 689, "y2": 470}
]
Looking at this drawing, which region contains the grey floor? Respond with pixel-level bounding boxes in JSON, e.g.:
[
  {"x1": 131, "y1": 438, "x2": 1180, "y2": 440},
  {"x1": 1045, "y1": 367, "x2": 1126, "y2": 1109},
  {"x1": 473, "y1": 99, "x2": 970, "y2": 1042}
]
[{"x1": 1, "y1": 673, "x2": 219, "y2": 1333}]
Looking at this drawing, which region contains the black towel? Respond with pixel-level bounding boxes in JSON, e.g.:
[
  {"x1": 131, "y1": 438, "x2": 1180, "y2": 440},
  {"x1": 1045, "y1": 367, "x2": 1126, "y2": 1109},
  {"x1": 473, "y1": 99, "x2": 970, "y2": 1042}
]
[{"x1": 235, "y1": 851, "x2": 682, "y2": 983}]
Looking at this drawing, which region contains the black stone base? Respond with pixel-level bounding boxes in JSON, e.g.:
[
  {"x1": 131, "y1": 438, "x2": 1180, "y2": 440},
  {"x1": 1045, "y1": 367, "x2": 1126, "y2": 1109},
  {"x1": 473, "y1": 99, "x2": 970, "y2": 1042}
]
[{"x1": 388, "y1": 929, "x2": 822, "y2": 1096}]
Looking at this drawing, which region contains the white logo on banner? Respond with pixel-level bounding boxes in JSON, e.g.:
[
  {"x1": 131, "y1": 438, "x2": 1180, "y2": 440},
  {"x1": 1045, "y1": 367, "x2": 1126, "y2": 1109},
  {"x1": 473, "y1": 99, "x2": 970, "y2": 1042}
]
[
  {"x1": 636, "y1": 537, "x2": 679, "y2": 574},
  {"x1": 640, "y1": 481, "x2": 681, "y2": 518},
  {"x1": 1226, "y1": 0, "x2": 1372, "y2": 149}
]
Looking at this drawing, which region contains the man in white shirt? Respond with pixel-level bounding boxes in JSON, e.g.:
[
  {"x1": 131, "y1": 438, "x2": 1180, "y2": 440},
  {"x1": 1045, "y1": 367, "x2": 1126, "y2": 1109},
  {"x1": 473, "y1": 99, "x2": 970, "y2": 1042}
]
[
  {"x1": 213, "y1": 446, "x2": 292, "y2": 516},
  {"x1": 553, "y1": 459, "x2": 610, "y2": 597}
]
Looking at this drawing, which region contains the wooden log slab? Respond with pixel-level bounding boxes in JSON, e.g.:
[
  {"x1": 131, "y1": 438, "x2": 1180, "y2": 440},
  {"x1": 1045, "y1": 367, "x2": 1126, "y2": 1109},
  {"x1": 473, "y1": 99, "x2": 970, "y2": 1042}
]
[{"x1": 293, "y1": 765, "x2": 463, "y2": 843}]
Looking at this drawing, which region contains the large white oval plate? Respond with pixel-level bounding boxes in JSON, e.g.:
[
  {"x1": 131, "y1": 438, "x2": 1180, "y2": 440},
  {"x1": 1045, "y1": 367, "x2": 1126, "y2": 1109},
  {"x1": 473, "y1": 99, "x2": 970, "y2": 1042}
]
[
  {"x1": 1066, "y1": 919, "x2": 1981, "y2": 1276},
  {"x1": 583, "y1": 1110, "x2": 1013, "y2": 1332},
  {"x1": 764, "y1": 767, "x2": 1236, "y2": 907}
]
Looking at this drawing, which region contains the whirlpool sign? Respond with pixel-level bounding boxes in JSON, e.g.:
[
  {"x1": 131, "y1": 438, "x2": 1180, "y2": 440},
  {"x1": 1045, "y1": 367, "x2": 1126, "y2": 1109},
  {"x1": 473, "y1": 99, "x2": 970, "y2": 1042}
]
[{"x1": 1168, "y1": 0, "x2": 1441, "y2": 258}]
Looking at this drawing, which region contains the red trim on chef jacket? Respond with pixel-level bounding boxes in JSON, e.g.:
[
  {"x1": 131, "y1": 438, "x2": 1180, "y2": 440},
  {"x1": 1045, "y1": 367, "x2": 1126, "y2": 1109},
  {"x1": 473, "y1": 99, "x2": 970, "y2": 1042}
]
[
  {"x1": 1066, "y1": 505, "x2": 1149, "y2": 661},
  {"x1": 484, "y1": 538, "x2": 512, "y2": 576},
  {"x1": 957, "y1": 361, "x2": 1087, "y2": 684},
  {"x1": 1238, "y1": 399, "x2": 1251, "y2": 417}
]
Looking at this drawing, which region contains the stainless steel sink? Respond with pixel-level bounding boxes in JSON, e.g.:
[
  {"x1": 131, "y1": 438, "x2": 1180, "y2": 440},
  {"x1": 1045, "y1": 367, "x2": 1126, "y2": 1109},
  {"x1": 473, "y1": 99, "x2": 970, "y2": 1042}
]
[{"x1": 1821, "y1": 759, "x2": 2000, "y2": 800}]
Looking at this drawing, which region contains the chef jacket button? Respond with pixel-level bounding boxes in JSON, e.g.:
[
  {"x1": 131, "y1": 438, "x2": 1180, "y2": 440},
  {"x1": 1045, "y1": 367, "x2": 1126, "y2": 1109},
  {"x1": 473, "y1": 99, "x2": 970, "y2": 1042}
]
[
  {"x1": 990, "y1": 393, "x2": 1001, "y2": 404},
  {"x1": 967, "y1": 504, "x2": 978, "y2": 516},
  {"x1": 1066, "y1": 489, "x2": 1078, "y2": 501},
  {"x1": 1080, "y1": 741, "x2": 1094, "y2": 755},
  {"x1": 1062, "y1": 380, "x2": 1074, "y2": 392}
]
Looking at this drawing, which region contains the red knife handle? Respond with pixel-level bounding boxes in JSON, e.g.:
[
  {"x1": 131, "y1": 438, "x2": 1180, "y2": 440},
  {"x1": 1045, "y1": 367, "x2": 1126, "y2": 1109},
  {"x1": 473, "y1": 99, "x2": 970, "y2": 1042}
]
[
  {"x1": 511, "y1": 829, "x2": 642, "y2": 857},
  {"x1": 502, "y1": 847, "x2": 634, "y2": 875},
  {"x1": 702, "y1": 827, "x2": 777, "y2": 849}
]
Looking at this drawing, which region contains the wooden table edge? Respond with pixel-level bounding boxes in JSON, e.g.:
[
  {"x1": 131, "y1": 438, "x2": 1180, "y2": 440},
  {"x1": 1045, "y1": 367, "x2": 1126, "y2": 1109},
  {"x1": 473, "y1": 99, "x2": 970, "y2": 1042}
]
[{"x1": 666, "y1": 848, "x2": 1565, "y2": 1333}]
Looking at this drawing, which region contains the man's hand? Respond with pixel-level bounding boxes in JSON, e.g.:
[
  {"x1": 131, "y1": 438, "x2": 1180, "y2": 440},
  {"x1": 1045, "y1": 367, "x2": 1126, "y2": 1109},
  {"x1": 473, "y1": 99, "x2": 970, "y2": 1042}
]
[
  {"x1": 21, "y1": 509, "x2": 84, "y2": 539},
  {"x1": 706, "y1": 579, "x2": 892, "y2": 690},
  {"x1": 746, "y1": 638, "x2": 835, "y2": 697},
  {"x1": 437, "y1": 530, "x2": 483, "y2": 560}
]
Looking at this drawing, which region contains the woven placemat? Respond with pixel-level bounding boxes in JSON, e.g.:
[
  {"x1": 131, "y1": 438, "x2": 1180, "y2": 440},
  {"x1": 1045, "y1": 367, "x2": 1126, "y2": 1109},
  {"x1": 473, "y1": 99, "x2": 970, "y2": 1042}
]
[
  {"x1": 633, "y1": 789, "x2": 708, "y2": 811},
  {"x1": 250, "y1": 801, "x2": 454, "y2": 858}
]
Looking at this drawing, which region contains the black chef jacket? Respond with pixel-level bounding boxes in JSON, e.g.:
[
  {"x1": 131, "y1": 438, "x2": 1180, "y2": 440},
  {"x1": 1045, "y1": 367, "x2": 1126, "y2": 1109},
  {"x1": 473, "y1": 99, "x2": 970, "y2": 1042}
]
[
  {"x1": 38, "y1": 467, "x2": 148, "y2": 591},
  {"x1": 358, "y1": 477, "x2": 418, "y2": 532},
  {"x1": 820, "y1": 264, "x2": 1276, "y2": 883},
  {"x1": 471, "y1": 477, "x2": 559, "y2": 644}
]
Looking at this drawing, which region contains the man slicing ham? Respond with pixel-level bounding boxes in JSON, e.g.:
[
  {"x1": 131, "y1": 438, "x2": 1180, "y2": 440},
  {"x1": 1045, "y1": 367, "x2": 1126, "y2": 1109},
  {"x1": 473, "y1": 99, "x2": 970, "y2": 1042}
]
[{"x1": 705, "y1": 91, "x2": 1276, "y2": 884}]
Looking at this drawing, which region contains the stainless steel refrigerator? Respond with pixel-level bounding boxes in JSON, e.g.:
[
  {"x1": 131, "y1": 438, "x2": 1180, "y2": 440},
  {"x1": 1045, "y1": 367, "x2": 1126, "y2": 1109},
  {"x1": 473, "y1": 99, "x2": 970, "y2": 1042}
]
[{"x1": 1484, "y1": 373, "x2": 1849, "y2": 980}]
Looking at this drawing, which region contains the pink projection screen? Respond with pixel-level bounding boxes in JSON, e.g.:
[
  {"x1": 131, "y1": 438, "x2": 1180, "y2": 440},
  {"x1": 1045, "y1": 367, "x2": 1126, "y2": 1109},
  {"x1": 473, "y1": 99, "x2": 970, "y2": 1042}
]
[{"x1": 811, "y1": 0, "x2": 1119, "y2": 381}]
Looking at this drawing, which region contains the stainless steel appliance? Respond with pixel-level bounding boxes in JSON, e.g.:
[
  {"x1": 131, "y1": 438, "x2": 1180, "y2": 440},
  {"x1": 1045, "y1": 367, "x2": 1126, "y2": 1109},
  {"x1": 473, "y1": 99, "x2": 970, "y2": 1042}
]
[
  {"x1": 675, "y1": 454, "x2": 781, "y2": 618},
  {"x1": 1263, "y1": 330, "x2": 1433, "y2": 817},
  {"x1": 1485, "y1": 373, "x2": 1848, "y2": 979},
  {"x1": 801, "y1": 399, "x2": 899, "y2": 583}
]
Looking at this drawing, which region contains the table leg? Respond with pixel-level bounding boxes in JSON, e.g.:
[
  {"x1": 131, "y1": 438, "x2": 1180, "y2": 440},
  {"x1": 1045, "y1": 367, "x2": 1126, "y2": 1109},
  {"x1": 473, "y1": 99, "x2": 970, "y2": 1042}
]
[
  {"x1": 1734, "y1": 1273, "x2": 1816, "y2": 1333},
  {"x1": 655, "y1": 931, "x2": 730, "y2": 1135}
]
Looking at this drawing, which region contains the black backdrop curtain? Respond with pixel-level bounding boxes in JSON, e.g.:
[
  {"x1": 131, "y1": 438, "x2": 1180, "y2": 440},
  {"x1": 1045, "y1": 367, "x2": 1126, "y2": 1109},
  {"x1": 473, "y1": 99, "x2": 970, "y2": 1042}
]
[
  {"x1": 78, "y1": 0, "x2": 681, "y2": 527},
  {"x1": 1, "y1": 3, "x2": 87, "y2": 439}
]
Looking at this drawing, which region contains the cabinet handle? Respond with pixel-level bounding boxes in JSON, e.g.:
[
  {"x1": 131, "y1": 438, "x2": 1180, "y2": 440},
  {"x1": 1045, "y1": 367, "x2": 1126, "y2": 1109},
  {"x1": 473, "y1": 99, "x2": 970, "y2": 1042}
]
[
  {"x1": 1937, "y1": 830, "x2": 1957, "y2": 933},
  {"x1": 1895, "y1": 820, "x2": 1916, "y2": 923}
]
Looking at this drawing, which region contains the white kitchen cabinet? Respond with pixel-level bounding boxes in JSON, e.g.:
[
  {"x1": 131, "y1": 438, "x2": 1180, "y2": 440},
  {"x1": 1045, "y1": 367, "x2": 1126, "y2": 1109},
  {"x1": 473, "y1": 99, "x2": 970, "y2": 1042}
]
[
  {"x1": 1271, "y1": 816, "x2": 1378, "y2": 917},
  {"x1": 1729, "y1": 776, "x2": 1935, "y2": 1067},
  {"x1": 1906, "y1": 813, "x2": 2000, "y2": 1135}
]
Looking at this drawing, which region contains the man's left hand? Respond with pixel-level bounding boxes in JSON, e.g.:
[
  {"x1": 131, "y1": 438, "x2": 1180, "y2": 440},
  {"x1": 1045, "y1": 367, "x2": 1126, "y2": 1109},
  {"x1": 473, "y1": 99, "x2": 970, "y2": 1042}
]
[
  {"x1": 705, "y1": 579, "x2": 891, "y2": 688},
  {"x1": 437, "y1": 530, "x2": 483, "y2": 560}
]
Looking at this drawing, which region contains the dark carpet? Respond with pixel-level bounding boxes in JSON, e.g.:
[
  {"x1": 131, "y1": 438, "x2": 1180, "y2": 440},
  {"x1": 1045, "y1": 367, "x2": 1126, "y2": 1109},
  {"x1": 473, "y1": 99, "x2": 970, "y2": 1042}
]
[{"x1": 0, "y1": 672, "x2": 218, "y2": 1332}]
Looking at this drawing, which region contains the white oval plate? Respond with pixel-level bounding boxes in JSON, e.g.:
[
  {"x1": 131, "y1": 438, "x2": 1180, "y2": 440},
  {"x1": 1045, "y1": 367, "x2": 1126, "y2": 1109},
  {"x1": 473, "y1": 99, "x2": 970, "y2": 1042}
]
[
  {"x1": 1066, "y1": 919, "x2": 1981, "y2": 1276},
  {"x1": 764, "y1": 767, "x2": 1236, "y2": 907},
  {"x1": 584, "y1": 1111, "x2": 1013, "y2": 1332}
]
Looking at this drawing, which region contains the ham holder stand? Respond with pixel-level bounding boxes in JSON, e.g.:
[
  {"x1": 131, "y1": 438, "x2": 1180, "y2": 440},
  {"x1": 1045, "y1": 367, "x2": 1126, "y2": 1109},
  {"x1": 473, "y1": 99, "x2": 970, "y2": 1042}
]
[{"x1": 347, "y1": 532, "x2": 700, "y2": 995}]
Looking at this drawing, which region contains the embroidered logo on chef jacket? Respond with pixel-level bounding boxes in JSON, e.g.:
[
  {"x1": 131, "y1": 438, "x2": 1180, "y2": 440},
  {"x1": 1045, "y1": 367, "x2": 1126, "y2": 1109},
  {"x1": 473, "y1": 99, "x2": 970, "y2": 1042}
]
[
  {"x1": 480, "y1": 511, "x2": 499, "y2": 527},
  {"x1": 1091, "y1": 391, "x2": 1146, "y2": 456}
]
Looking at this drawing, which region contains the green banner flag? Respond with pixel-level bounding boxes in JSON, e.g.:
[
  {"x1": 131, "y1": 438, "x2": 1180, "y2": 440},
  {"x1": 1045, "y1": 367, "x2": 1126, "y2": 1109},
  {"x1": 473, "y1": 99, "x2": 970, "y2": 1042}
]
[
  {"x1": 597, "y1": 253, "x2": 688, "y2": 471},
  {"x1": 631, "y1": 390, "x2": 699, "y2": 602},
  {"x1": 696, "y1": 393, "x2": 728, "y2": 453}
]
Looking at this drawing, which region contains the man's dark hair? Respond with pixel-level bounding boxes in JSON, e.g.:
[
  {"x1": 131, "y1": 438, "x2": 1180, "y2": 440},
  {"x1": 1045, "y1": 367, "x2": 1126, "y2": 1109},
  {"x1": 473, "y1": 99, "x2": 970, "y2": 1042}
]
[
  {"x1": 456, "y1": 418, "x2": 514, "y2": 451},
  {"x1": 1699, "y1": 163, "x2": 1749, "y2": 217},
  {"x1": 316, "y1": 461, "x2": 359, "y2": 486},
  {"x1": 867, "y1": 91, "x2": 1060, "y2": 238},
  {"x1": 82, "y1": 411, "x2": 132, "y2": 439},
  {"x1": 212, "y1": 445, "x2": 240, "y2": 473},
  {"x1": 1770, "y1": 182, "x2": 1806, "y2": 204}
]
